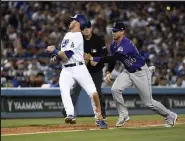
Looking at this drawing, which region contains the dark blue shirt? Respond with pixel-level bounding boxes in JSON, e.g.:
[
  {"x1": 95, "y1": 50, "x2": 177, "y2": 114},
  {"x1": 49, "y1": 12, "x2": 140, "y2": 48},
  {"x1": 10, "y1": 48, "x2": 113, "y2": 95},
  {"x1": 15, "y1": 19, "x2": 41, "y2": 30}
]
[{"x1": 110, "y1": 37, "x2": 145, "y2": 72}]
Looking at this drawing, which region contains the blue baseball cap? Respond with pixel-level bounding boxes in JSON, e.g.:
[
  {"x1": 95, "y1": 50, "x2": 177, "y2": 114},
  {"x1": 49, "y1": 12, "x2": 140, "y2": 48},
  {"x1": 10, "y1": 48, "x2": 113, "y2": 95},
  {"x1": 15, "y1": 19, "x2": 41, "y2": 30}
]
[
  {"x1": 111, "y1": 22, "x2": 125, "y2": 32},
  {"x1": 70, "y1": 14, "x2": 87, "y2": 30}
]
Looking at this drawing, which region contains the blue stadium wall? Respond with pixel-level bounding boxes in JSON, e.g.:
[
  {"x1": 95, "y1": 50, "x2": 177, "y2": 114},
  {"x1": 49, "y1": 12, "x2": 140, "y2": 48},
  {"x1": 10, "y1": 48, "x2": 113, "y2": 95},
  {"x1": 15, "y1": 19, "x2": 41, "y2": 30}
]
[{"x1": 1, "y1": 87, "x2": 185, "y2": 119}]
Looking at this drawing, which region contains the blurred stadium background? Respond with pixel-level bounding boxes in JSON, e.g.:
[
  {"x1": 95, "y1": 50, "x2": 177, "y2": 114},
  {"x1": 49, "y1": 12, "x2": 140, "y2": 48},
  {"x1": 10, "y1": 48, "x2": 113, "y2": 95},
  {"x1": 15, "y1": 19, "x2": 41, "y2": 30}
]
[
  {"x1": 1, "y1": 3, "x2": 185, "y2": 140},
  {"x1": 1, "y1": 1, "x2": 185, "y2": 88}
]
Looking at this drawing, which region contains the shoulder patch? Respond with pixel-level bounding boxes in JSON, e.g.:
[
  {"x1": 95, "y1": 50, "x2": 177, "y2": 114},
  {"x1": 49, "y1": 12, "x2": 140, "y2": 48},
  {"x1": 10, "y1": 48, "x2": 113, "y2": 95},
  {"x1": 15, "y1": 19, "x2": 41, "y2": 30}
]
[{"x1": 117, "y1": 46, "x2": 123, "y2": 52}]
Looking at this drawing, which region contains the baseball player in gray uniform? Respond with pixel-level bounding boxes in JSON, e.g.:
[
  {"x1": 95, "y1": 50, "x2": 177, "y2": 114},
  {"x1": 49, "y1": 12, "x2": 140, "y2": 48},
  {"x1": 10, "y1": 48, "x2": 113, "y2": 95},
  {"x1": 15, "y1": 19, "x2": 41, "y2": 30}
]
[
  {"x1": 90, "y1": 22, "x2": 178, "y2": 127},
  {"x1": 47, "y1": 14, "x2": 107, "y2": 129}
]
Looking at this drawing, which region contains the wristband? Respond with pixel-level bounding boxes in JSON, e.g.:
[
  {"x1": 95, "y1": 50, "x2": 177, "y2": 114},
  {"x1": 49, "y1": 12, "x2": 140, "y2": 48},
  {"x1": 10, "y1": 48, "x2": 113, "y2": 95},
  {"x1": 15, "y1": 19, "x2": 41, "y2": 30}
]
[
  {"x1": 53, "y1": 49, "x2": 59, "y2": 55},
  {"x1": 93, "y1": 57, "x2": 100, "y2": 62}
]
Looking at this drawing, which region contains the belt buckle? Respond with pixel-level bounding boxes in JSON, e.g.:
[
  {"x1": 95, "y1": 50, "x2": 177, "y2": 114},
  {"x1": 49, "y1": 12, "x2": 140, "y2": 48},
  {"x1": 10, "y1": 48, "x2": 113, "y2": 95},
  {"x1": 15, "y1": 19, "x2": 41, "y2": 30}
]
[{"x1": 77, "y1": 62, "x2": 83, "y2": 65}]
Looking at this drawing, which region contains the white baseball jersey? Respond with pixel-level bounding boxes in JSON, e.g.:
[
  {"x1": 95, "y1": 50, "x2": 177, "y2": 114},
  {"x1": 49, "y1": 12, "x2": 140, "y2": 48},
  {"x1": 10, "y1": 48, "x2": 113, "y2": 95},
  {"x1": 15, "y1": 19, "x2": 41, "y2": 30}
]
[
  {"x1": 60, "y1": 32, "x2": 85, "y2": 65},
  {"x1": 59, "y1": 31, "x2": 97, "y2": 116}
]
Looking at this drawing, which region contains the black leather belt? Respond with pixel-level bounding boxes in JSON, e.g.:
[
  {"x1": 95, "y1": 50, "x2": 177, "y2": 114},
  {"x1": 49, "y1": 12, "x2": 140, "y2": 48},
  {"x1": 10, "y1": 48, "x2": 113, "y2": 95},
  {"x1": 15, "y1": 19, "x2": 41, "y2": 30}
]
[
  {"x1": 64, "y1": 62, "x2": 83, "y2": 68},
  {"x1": 129, "y1": 68, "x2": 142, "y2": 73}
]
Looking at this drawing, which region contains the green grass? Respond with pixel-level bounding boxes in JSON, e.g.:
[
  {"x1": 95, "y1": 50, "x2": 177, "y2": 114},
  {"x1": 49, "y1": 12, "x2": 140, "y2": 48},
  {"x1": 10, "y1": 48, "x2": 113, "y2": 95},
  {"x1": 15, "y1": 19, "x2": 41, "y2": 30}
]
[
  {"x1": 1, "y1": 115, "x2": 185, "y2": 141},
  {"x1": 2, "y1": 125, "x2": 185, "y2": 141}
]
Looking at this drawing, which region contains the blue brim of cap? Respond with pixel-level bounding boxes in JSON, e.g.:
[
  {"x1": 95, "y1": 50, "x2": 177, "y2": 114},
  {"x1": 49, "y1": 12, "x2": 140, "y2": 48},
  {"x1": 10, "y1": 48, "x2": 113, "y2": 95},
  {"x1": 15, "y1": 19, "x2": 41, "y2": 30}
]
[
  {"x1": 108, "y1": 28, "x2": 121, "y2": 31},
  {"x1": 112, "y1": 28, "x2": 121, "y2": 31}
]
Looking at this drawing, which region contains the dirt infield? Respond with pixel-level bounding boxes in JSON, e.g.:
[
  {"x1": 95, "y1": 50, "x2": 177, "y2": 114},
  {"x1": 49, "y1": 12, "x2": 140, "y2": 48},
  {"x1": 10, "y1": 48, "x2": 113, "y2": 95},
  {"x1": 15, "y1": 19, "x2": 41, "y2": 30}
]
[{"x1": 2, "y1": 118, "x2": 185, "y2": 135}]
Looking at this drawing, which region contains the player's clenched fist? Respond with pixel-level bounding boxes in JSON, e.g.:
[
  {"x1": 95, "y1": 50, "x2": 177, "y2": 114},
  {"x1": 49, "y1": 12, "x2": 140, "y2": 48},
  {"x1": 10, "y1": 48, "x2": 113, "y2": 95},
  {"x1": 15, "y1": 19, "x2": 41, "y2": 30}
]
[
  {"x1": 47, "y1": 45, "x2": 56, "y2": 53},
  {"x1": 89, "y1": 56, "x2": 98, "y2": 66},
  {"x1": 84, "y1": 53, "x2": 92, "y2": 64}
]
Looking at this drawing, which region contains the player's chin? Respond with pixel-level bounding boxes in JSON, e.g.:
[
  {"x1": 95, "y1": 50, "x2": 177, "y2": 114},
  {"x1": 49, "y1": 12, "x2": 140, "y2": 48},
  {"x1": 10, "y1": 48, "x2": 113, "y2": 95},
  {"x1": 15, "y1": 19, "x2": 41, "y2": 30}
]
[
  {"x1": 69, "y1": 24, "x2": 73, "y2": 29},
  {"x1": 83, "y1": 32, "x2": 89, "y2": 36},
  {"x1": 112, "y1": 36, "x2": 117, "y2": 40}
]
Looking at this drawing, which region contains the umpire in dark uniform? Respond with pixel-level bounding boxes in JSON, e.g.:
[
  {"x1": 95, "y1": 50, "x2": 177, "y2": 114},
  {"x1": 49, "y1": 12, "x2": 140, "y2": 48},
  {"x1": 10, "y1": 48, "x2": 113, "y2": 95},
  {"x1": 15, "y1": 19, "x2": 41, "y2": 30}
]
[{"x1": 62, "y1": 20, "x2": 108, "y2": 119}]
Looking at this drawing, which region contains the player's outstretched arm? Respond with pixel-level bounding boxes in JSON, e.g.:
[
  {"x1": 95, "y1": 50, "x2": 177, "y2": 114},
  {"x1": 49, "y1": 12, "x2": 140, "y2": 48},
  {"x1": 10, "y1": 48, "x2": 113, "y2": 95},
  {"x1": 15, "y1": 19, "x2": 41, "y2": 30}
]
[
  {"x1": 57, "y1": 51, "x2": 69, "y2": 63},
  {"x1": 90, "y1": 53, "x2": 122, "y2": 65},
  {"x1": 90, "y1": 53, "x2": 122, "y2": 84},
  {"x1": 46, "y1": 45, "x2": 73, "y2": 63},
  {"x1": 89, "y1": 56, "x2": 112, "y2": 66}
]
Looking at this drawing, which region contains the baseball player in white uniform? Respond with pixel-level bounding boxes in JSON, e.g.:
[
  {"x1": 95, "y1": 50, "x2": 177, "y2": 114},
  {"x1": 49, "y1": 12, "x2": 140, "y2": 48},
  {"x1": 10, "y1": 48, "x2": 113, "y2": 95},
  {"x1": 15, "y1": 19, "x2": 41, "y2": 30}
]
[{"x1": 46, "y1": 14, "x2": 107, "y2": 129}]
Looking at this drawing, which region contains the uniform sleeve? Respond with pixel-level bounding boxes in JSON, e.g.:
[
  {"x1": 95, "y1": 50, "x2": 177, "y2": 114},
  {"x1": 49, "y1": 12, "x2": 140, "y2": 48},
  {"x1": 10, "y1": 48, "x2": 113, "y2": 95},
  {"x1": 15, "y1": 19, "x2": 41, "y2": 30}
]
[
  {"x1": 93, "y1": 53, "x2": 122, "y2": 73},
  {"x1": 108, "y1": 42, "x2": 116, "y2": 73},
  {"x1": 107, "y1": 59, "x2": 116, "y2": 73},
  {"x1": 110, "y1": 42, "x2": 114, "y2": 56},
  {"x1": 93, "y1": 40, "x2": 123, "y2": 73}
]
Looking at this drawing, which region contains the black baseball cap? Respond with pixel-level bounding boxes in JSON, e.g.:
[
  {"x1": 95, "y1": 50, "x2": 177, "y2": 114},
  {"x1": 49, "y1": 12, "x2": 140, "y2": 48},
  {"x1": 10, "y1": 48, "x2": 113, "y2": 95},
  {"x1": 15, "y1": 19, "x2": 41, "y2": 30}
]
[
  {"x1": 111, "y1": 22, "x2": 125, "y2": 32},
  {"x1": 86, "y1": 20, "x2": 92, "y2": 28}
]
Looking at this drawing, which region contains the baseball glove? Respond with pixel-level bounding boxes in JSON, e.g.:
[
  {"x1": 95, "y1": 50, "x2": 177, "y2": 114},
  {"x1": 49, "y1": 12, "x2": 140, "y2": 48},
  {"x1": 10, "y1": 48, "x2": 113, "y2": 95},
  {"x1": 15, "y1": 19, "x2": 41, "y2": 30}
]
[{"x1": 50, "y1": 54, "x2": 57, "y2": 62}]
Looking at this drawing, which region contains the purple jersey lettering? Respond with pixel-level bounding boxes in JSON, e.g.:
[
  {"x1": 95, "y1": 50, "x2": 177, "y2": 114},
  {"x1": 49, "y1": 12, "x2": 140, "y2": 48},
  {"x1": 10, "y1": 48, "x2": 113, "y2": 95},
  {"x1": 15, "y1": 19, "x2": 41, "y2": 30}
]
[{"x1": 110, "y1": 37, "x2": 145, "y2": 72}]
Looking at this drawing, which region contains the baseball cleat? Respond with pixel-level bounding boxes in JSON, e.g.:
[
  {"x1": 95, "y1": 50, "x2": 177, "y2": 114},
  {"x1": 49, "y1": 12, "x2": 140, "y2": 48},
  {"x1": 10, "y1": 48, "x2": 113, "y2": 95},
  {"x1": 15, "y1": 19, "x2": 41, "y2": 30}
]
[
  {"x1": 95, "y1": 118, "x2": 107, "y2": 126},
  {"x1": 64, "y1": 115, "x2": 76, "y2": 124},
  {"x1": 116, "y1": 116, "x2": 130, "y2": 127},
  {"x1": 164, "y1": 112, "x2": 178, "y2": 127},
  {"x1": 96, "y1": 120, "x2": 108, "y2": 129}
]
